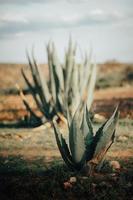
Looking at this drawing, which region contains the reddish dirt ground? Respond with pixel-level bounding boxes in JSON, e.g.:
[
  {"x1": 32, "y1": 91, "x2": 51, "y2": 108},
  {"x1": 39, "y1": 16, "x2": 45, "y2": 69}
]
[
  {"x1": 0, "y1": 86, "x2": 132, "y2": 121},
  {"x1": 0, "y1": 62, "x2": 133, "y2": 121}
]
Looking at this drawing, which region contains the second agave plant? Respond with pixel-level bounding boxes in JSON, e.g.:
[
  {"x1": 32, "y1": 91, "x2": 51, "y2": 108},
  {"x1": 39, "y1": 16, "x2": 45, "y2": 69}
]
[
  {"x1": 53, "y1": 105, "x2": 119, "y2": 175},
  {"x1": 20, "y1": 38, "x2": 97, "y2": 126}
]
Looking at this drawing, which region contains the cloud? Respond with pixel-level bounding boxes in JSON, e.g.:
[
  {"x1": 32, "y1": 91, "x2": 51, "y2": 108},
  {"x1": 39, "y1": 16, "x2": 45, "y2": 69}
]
[
  {"x1": 0, "y1": 8, "x2": 130, "y2": 39},
  {"x1": 0, "y1": 13, "x2": 29, "y2": 38},
  {"x1": 88, "y1": 9, "x2": 125, "y2": 22},
  {"x1": 67, "y1": 0, "x2": 88, "y2": 3},
  {"x1": 0, "y1": 14, "x2": 29, "y2": 24},
  {"x1": 0, "y1": 0, "x2": 59, "y2": 5}
]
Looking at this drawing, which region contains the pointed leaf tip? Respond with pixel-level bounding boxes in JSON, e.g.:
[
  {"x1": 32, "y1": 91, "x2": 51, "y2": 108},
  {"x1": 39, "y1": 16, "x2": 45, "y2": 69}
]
[{"x1": 91, "y1": 105, "x2": 119, "y2": 164}]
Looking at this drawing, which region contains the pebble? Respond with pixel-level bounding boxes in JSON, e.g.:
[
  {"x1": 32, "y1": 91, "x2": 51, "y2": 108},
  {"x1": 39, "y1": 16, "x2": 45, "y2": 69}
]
[
  {"x1": 69, "y1": 177, "x2": 77, "y2": 184},
  {"x1": 117, "y1": 135, "x2": 128, "y2": 142},
  {"x1": 93, "y1": 114, "x2": 106, "y2": 123},
  {"x1": 109, "y1": 161, "x2": 121, "y2": 170}
]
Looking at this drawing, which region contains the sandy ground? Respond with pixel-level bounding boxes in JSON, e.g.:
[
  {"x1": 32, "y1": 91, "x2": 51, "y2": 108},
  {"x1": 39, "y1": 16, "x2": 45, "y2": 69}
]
[
  {"x1": 0, "y1": 116, "x2": 132, "y2": 162},
  {"x1": 0, "y1": 62, "x2": 132, "y2": 162}
]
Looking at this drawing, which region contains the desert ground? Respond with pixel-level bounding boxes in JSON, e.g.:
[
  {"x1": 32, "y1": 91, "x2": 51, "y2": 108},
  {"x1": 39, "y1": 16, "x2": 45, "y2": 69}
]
[{"x1": 0, "y1": 62, "x2": 133, "y2": 200}]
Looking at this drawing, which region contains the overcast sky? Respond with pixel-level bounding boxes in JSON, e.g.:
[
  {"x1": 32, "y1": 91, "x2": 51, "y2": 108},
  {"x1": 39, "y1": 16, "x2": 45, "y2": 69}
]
[{"x1": 0, "y1": 0, "x2": 133, "y2": 63}]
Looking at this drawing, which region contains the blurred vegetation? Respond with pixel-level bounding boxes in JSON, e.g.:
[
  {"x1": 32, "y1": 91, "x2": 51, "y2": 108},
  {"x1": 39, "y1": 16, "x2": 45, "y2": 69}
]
[{"x1": 96, "y1": 63, "x2": 133, "y2": 89}]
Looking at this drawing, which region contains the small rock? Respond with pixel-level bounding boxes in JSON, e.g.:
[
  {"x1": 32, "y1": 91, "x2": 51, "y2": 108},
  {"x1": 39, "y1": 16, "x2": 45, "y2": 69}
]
[
  {"x1": 109, "y1": 161, "x2": 121, "y2": 171},
  {"x1": 99, "y1": 160, "x2": 120, "y2": 173},
  {"x1": 117, "y1": 136, "x2": 128, "y2": 142},
  {"x1": 69, "y1": 177, "x2": 77, "y2": 184},
  {"x1": 14, "y1": 135, "x2": 23, "y2": 141},
  {"x1": 93, "y1": 114, "x2": 106, "y2": 123},
  {"x1": 63, "y1": 181, "x2": 72, "y2": 189}
]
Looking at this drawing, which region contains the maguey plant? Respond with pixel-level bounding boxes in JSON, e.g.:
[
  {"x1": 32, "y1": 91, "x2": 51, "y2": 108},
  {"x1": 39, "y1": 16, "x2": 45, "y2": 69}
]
[
  {"x1": 21, "y1": 38, "x2": 97, "y2": 126},
  {"x1": 53, "y1": 105, "x2": 119, "y2": 175}
]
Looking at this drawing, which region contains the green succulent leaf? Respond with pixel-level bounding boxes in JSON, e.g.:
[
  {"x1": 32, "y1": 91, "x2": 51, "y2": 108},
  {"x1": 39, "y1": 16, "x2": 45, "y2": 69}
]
[
  {"x1": 66, "y1": 103, "x2": 72, "y2": 128},
  {"x1": 87, "y1": 62, "x2": 97, "y2": 110},
  {"x1": 22, "y1": 38, "x2": 97, "y2": 128},
  {"x1": 80, "y1": 105, "x2": 94, "y2": 161},
  {"x1": 80, "y1": 105, "x2": 93, "y2": 138},
  {"x1": 31, "y1": 48, "x2": 42, "y2": 83},
  {"x1": 31, "y1": 52, "x2": 51, "y2": 104},
  {"x1": 21, "y1": 68, "x2": 45, "y2": 113},
  {"x1": 60, "y1": 134, "x2": 73, "y2": 162},
  {"x1": 46, "y1": 42, "x2": 57, "y2": 105},
  {"x1": 92, "y1": 106, "x2": 119, "y2": 164},
  {"x1": 26, "y1": 51, "x2": 40, "y2": 88},
  {"x1": 65, "y1": 38, "x2": 75, "y2": 98},
  {"x1": 26, "y1": 51, "x2": 49, "y2": 108},
  {"x1": 53, "y1": 118, "x2": 75, "y2": 170},
  {"x1": 52, "y1": 42, "x2": 64, "y2": 92},
  {"x1": 70, "y1": 65, "x2": 80, "y2": 116},
  {"x1": 21, "y1": 93, "x2": 42, "y2": 124},
  {"x1": 69, "y1": 106, "x2": 86, "y2": 165}
]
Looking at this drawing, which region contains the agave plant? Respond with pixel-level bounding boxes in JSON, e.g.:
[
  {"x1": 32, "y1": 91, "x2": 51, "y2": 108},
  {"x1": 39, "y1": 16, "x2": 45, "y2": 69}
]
[
  {"x1": 21, "y1": 38, "x2": 97, "y2": 125},
  {"x1": 53, "y1": 105, "x2": 119, "y2": 175}
]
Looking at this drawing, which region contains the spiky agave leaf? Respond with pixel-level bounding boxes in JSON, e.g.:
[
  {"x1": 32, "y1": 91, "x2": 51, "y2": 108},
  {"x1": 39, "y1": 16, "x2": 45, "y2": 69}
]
[
  {"x1": 65, "y1": 37, "x2": 75, "y2": 98},
  {"x1": 80, "y1": 52, "x2": 92, "y2": 100},
  {"x1": 22, "y1": 38, "x2": 97, "y2": 126},
  {"x1": 32, "y1": 55, "x2": 51, "y2": 104},
  {"x1": 90, "y1": 106, "x2": 119, "y2": 165},
  {"x1": 25, "y1": 52, "x2": 49, "y2": 109},
  {"x1": 66, "y1": 102, "x2": 71, "y2": 128},
  {"x1": 16, "y1": 84, "x2": 42, "y2": 125},
  {"x1": 69, "y1": 106, "x2": 86, "y2": 167},
  {"x1": 80, "y1": 105, "x2": 94, "y2": 161},
  {"x1": 86, "y1": 61, "x2": 97, "y2": 110},
  {"x1": 21, "y1": 68, "x2": 45, "y2": 114},
  {"x1": 80, "y1": 105, "x2": 93, "y2": 138},
  {"x1": 51, "y1": 43, "x2": 66, "y2": 113},
  {"x1": 26, "y1": 51, "x2": 40, "y2": 90},
  {"x1": 30, "y1": 54, "x2": 51, "y2": 117},
  {"x1": 53, "y1": 118, "x2": 76, "y2": 170},
  {"x1": 78, "y1": 62, "x2": 84, "y2": 92},
  {"x1": 70, "y1": 62, "x2": 80, "y2": 115},
  {"x1": 49, "y1": 43, "x2": 65, "y2": 113},
  {"x1": 46, "y1": 42, "x2": 57, "y2": 106},
  {"x1": 52, "y1": 42, "x2": 64, "y2": 92},
  {"x1": 31, "y1": 47, "x2": 55, "y2": 119}
]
